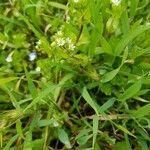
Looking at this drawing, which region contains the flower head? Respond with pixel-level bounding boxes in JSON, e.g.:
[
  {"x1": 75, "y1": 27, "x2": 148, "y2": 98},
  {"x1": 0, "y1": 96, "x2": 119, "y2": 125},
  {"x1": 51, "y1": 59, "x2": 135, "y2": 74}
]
[
  {"x1": 35, "y1": 40, "x2": 41, "y2": 49},
  {"x1": 65, "y1": 37, "x2": 72, "y2": 44},
  {"x1": 56, "y1": 38, "x2": 65, "y2": 46},
  {"x1": 6, "y1": 55, "x2": 13, "y2": 62},
  {"x1": 35, "y1": 66, "x2": 41, "y2": 72},
  {"x1": 68, "y1": 43, "x2": 75, "y2": 50},
  {"x1": 29, "y1": 52, "x2": 37, "y2": 61}
]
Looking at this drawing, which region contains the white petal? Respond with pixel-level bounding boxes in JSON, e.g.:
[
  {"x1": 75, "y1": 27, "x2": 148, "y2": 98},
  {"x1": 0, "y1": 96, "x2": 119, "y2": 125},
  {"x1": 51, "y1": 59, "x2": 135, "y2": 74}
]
[{"x1": 6, "y1": 55, "x2": 13, "y2": 62}]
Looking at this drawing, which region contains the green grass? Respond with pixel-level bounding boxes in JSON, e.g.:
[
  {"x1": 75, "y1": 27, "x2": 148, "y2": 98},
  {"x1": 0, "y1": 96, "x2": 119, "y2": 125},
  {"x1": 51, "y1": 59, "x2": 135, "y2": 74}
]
[{"x1": 0, "y1": 0, "x2": 150, "y2": 149}]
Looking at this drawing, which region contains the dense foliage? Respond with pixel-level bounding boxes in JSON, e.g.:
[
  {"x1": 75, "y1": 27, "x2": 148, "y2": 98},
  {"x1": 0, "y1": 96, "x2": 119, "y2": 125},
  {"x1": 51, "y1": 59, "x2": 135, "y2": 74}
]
[{"x1": 0, "y1": 0, "x2": 150, "y2": 149}]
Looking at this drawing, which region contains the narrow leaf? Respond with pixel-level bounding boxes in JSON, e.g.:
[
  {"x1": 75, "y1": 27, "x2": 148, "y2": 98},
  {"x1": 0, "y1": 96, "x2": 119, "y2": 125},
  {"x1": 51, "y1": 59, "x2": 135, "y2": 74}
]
[
  {"x1": 114, "y1": 123, "x2": 136, "y2": 138},
  {"x1": 119, "y1": 80, "x2": 141, "y2": 102},
  {"x1": 99, "y1": 98, "x2": 115, "y2": 113},
  {"x1": 57, "y1": 128, "x2": 71, "y2": 149},
  {"x1": 82, "y1": 87, "x2": 99, "y2": 115},
  {"x1": 115, "y1": 25, "x2": 150, "y2": 56},
  {"x1": 133, "y1": 104, "x2": 150, "y2": 118},
  {"x1": 93, "y1": 115, "x2": 99, "y2": 148},
  {"x1": 0, "y1": 77, "x2": 18, "y2": 86}
]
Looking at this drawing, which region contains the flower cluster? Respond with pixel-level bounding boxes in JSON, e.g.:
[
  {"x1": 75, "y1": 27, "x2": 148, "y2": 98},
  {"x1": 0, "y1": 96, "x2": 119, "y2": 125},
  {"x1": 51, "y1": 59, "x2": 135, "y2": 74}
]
[
  {"x1": 52, "y1": 29, "x2": 76, "y2": 51},
  {"x1": 56, "y1": 37, "x2": 75, "y2": 51}
]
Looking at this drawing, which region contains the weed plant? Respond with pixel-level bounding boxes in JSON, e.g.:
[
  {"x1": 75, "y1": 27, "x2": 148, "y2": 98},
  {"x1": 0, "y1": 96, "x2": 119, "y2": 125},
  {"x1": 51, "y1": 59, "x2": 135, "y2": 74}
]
[{"x1": 0, "y1": 0, "x2": 150, "y2": 149}]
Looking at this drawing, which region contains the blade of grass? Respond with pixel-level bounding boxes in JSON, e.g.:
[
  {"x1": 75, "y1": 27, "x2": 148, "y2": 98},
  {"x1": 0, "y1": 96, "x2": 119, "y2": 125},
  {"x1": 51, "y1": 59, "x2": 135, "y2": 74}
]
[
  {"x1": 119, "y1": 79, "x2": 142, "y2": 102},
  {"x1": 92, "y1": 115, "x2": 99, "y2": 149},
  {"x1": 133, "y1": 103, "x2": 150, "y2": 118},
  {"x1": 24, "y1": 65, "x2": 37, "y2": 99},
  {"x1": 0, "y1": 77, "x2": 18, "y2": 86},
  {"x1": 98, "y1": 98, "x2": 115, "y2": 113},
  {"x1": 48, "y1": 1, "x2": 67, "y2": 10},
  {"x1": 82, "y1": 87, "x2": 99, "y2": 115},
  {"x1": 113, "y1": 123, "x2": 136, "y2": 138},
  {"x1": 4, "y1": 134, "x2": 18, "y2": 150}
]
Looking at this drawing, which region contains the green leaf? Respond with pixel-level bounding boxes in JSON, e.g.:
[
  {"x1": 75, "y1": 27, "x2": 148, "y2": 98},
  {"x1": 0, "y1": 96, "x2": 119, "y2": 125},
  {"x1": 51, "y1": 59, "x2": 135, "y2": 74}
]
[
  {"x1": 0, "y1": 77, "x2": 18, "y2": 86},
  {"x1": 138, "y1": 139, "x2": 149, "y2": 150},
  {"x1": 119, "y1": 80, "x2": 142, "y2": 102},
  {"x1": 93, "y1": 115, "x2": 99, "y2": 148},
  {"x1": 114, "y1": 123, "x2": 136, "y2": 138},
  {"x1": 23, "y1": 131, "x2": 32, "y2": 150},
  {"x1": 99, "y1": 98, "x2": 115, "y2": 113},
  {"x1": 129, "y1": 0, "x2": 139, "y2": 17},
  {"x1": 114, "y1": 25, "x2": 150, "y2": 56},
  {"x1": 120, "y1": 11, "x2": 129, "y2": 35},
  {"x1": 16, "y1": 120, "x2": 23, "y2": 138},
  {"x1": 57, "y1": 128, "x2": 71, "y2": 149},
  {"x1": 48, "y1": 1, "x2": 67, "y2": 10},
  {"x1": 24, "y1": 82, "x2": 56, "y2": 112},
  {"x1": 82, "y1": 87, "x2": 99, "y2": 115},
  {"x1": 113, "y1": 141, "x2": 130, "y2": 150},
  {"x1": 4, "y1": 134, "x2": 18, "y2": 150},
  {"x1": 101, "y1": 68, "x2": 120, "y2": 83},
  {"x1": 37, "y1": 118, "x2": 59, "y2": 127},
  {"x1": 54, "y1": 74, "x2": 74, "y2": 101},
  {"x1": 100, "y1": 35, "x2": 113, "y2": 55},
  {"x1": 142, "y1": 76, "x2": 150, "y2": 85},
  {"x1": 133, "y1": 104, "x2": 150, "y2": 118},
  {"x1": 24, "y1": 65, "x2": 37, "y2": 99}
]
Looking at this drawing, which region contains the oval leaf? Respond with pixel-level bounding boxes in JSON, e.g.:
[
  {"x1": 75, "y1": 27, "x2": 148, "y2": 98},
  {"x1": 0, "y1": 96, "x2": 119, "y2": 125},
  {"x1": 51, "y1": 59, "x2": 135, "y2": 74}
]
[{"x1": 101, "y1": 68, "x2": 120, "y2": 83}]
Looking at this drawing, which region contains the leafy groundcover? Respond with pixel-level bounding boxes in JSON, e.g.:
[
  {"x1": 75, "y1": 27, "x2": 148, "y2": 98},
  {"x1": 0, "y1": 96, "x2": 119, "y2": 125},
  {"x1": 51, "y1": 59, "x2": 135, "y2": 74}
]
[{"x1": 0, "y1": 0, "x2": 150, "y2": 149}]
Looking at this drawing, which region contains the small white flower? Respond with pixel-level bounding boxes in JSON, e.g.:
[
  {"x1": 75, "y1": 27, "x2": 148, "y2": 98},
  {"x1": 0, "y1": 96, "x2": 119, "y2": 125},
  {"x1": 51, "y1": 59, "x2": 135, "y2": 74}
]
[
  {"x1": 53, "y1": 121, "x2": 59, "y2": 127},
  {"x1": 66, "y1": 16, "x2": 70, "y2": 23},
  {"x1": 65, "y1": 37, "x2": 72, "y2": 44},
  {"x1": 111, "y1": 0, "x2": 121, "y2": 6},
  {"x1": 37, "y1": 40, "x2": 41, "y2": 45},
  {"x1": 29, "y1": 52, "x2": 37, "y2": 61},
  {"x1": 6, "y1": 55, "x2": 13, "y2": 62},
  {"x1": 69, "y1": 43, "x2": 75, "y2": 50},
  {"x1": 35, "y1": 40, "x2": 41, "y2": 49},
  {"x1": 57, "y1": 31, "x2": 63, "y2": 36},
  {"x1": 35, "y1": 66, "x2": 41, "y2": 72},
  {"x1": 74, "y1": 0, "x2": 79, "y2": 3},
  {"x1": 56, "y1": 38, "x2": 65, "y2": 46}
]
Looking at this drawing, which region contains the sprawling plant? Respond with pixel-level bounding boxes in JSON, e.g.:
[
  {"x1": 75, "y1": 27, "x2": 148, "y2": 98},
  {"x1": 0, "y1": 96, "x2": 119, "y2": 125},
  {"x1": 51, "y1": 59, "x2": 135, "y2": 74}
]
[{"x1": 0, "y1": 0, "x2": 150, "y2": 149}]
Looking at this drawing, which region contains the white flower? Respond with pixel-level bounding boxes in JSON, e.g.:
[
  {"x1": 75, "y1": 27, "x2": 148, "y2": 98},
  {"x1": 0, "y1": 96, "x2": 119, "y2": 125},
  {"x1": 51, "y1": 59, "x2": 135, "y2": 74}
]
[
  {"x1": 74, "y1": 0, "x2": 79, "y2": 3},
  {"x1": 57, "y1": 31, "x2": 63, "y2": 36},
  {"x1": 35, "y1": 66, "x2": 41, "y2": 72},
  {"x1": 56, "y1": 38, "x2": 65, "y2": 46},
  {"x1": 29, "y1": 52, "x2": 37, "y2": 61},
  {"x1": 65, "y1": 37, "x2": 72, "y2": 44},
  {"x1": 6, "y1": 55, "x2": 13, "y2": 62},
  {"x1": 35, "y1": 40, "x2": 41, "y2": 49},
  {"x1": 111, "y1": 0, "x2": 121, "y2": 6},
  {"x1": 66, "y1": 16, "x2": 70, "y2": 23},
  {"x1": 37, "y1": 40, "x2": 41, "y2": 45},
  {"x1": 69, "y1": 43, "x2": 75, "y2": 50},
  {"x1": 53, "y1": 121, "x2": 59, "y2": 127}
]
